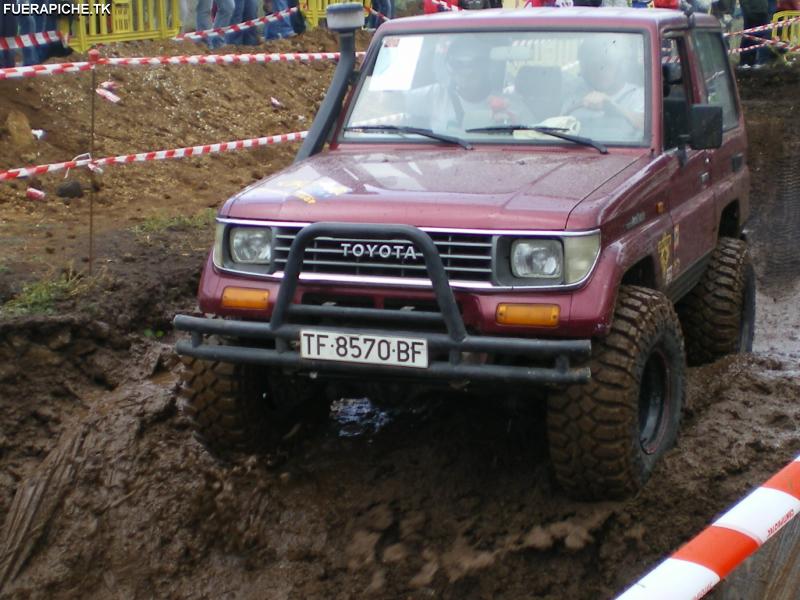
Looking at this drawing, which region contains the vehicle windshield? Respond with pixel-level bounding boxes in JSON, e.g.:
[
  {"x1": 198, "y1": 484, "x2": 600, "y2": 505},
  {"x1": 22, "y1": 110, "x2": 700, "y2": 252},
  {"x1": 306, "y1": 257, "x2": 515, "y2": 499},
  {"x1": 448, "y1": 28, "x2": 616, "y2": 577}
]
[{"x1": 343, "y1": 31, "x2": 649, "y2": 147}]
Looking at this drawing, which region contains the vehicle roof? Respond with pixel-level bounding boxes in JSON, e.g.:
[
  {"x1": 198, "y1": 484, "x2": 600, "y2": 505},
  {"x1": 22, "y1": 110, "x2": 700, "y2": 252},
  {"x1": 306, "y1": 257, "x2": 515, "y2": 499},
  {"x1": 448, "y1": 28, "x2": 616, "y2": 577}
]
[{"x1": 380, "y1": 8, "x2": 721, "y2": 33}]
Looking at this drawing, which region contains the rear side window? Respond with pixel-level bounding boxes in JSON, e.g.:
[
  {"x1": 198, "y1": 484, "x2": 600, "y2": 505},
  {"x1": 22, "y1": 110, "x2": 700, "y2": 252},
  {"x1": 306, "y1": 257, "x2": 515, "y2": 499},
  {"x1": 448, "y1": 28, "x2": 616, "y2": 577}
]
[{"x1": 693, "y1": 31, "x2": 739, "y2": 130}]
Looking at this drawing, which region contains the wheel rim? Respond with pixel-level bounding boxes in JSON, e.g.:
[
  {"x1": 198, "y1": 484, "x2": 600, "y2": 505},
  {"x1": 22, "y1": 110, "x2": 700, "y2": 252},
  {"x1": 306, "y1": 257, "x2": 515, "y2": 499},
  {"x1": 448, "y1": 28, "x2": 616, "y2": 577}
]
[{"x1": 638, "y1": 348, "x2": 670, "y2": 454}]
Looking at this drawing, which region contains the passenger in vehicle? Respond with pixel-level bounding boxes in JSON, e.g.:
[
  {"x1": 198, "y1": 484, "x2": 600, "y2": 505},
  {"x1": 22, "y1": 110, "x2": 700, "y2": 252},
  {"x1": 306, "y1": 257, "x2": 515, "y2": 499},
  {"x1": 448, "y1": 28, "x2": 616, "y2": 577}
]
[{"x1": 565, "y1": 37, "x2": 645, "y2": 141}]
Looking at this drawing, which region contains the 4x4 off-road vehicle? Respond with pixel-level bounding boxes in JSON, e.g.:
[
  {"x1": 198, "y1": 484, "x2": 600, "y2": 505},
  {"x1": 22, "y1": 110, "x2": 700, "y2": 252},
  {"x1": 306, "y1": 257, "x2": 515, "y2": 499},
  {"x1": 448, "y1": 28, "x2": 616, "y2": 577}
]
[{"x1": 175, "y1": 5, "x2": 755, "y2": 499}]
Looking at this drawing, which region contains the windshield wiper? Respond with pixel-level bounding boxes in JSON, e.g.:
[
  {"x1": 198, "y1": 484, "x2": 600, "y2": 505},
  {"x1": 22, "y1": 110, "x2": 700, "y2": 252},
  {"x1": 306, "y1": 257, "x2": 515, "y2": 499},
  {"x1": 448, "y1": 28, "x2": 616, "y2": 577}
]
[
  {"x1": 465, "y1": 125, "x2": 608, "y2": 154},
  {"x1": 344, "y1": 125, "x2": 473, "y2": 150}
]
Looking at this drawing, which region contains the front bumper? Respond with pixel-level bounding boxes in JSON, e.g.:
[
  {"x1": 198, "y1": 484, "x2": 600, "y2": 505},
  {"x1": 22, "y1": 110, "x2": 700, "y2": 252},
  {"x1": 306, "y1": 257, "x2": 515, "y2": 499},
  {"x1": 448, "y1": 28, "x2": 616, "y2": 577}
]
[{"x1": 174, "y1": 222, "x2": 591, "y2": 385}]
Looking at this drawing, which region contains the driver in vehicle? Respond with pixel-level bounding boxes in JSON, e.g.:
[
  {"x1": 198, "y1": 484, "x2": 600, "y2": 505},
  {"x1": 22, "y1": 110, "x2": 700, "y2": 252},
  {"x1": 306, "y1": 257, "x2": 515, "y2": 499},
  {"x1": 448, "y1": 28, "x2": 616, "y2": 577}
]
[
  {"x1": 565, "y1": 37, "x2": 645, "y2": 140},
  {"x1": 405, "y1": 37, "x2": 513, "y2": 132}
]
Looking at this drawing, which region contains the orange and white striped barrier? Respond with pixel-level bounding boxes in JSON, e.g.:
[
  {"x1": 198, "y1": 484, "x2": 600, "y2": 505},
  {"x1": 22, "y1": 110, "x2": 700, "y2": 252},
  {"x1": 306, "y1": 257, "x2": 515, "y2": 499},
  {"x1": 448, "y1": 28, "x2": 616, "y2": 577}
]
[
  {"x1": 616, "y1": 454, "x2": 800, "y2": 600},
  {"x1": 0, "y1": 30, "x2": 65, "y2": 51},
  {"x1": 174, "y1": 7, "x2": 297, "y2": 42},
  {"x1": 0, "y1": 130, "x2": 307, "y2": 181}
]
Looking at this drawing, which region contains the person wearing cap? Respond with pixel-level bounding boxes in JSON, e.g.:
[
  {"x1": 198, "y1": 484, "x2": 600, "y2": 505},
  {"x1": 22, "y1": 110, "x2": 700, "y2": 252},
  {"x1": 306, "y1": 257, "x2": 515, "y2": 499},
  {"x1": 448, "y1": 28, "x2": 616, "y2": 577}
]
[
  {"x1": 565, "y1": 36, "x2": 645, "y2": 140},
  {"x1": 414, "y1": 37, "x2": 518, "y2": 131}
]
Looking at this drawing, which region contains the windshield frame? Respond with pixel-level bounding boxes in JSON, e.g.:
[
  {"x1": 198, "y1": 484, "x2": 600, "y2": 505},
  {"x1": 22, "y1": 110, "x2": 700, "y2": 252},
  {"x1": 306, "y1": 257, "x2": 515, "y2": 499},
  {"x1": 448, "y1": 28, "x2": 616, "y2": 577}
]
[{"x1": 338, "y1": 26, "x2": 653, "y2": 150}]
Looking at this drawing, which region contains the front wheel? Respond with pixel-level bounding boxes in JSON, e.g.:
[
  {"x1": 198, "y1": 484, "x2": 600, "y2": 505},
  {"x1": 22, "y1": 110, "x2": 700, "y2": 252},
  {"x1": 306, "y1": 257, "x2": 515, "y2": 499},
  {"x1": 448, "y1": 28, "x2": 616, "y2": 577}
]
[
  {"x1": 180, "y1": 350, "x2": 329, "y2": 457},
  {"x1": 547, "y1": 286, "x2": 686, "y2": 500}
]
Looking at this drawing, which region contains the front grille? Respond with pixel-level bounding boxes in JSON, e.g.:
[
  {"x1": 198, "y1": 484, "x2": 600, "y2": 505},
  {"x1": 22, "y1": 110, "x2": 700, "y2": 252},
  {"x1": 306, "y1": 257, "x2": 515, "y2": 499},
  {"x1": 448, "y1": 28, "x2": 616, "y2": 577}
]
[{"x1": 273, "y1": 226, "x2": 494, "y2": 283}]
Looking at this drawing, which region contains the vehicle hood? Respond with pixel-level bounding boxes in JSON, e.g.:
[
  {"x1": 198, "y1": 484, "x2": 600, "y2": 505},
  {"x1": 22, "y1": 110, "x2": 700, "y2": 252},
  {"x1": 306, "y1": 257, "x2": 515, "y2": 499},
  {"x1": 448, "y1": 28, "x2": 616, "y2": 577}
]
[{"x1": 223, "y1": 148, "x2": 644, "y2": 230}]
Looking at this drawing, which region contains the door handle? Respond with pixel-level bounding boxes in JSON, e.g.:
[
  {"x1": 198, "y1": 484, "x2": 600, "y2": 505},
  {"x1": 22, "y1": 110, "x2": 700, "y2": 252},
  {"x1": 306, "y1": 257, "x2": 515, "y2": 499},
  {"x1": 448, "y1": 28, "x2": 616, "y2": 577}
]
[{"x1": 700, "y1": 172, "x2": 710, "y2": 185}]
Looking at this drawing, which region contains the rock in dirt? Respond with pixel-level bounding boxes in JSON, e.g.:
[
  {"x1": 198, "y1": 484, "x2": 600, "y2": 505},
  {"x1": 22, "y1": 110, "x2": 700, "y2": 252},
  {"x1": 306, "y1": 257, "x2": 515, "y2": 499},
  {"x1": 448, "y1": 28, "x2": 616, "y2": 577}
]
[
  {"x1": 4, "y1": 110, "x2": 33, "y2": 152},
  {"x1": 382, "y1": 543, "x2": 409, "y2": 564},
  {"x1": 56, "y1": 180, "x2": 84, "y2": 199},
  {"x1": 346, "y1": 530, "x2": 380, "y2": 571},
  {"x1": 363, "y1": 503, "x2": 394, "y2": 532}
]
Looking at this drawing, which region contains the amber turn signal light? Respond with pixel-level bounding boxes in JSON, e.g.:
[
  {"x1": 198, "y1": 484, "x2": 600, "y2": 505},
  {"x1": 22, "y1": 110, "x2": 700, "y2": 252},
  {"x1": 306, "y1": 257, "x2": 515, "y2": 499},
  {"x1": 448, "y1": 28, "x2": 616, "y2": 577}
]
[
  {"x1": 221, "y1": 287, "x2": 269, "y2": 310},
  {"x1": 496, "y1": 303, "x2": 560, "y2": 327}
]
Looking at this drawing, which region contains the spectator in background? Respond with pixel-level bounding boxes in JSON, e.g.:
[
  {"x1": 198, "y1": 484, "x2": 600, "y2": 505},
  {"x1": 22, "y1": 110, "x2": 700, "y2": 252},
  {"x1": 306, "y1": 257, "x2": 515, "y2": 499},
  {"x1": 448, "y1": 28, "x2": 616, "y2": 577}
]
[
  {"x1": 226, "y1": 0, "x2": 260, "y2": 45},
  {"x1": 740, "y1": 0, "x2": 771, "y2": 67},
  {"x1": 263, "y1": 0, "x2": 295, "y2": 39},
  {"x1": 1, "y1": 1, "x2": 17, "y2": 67},
  {"x1": 31, "y1": 0, "x2": 67, "y2": 63},
  {"x1": 196, "y1": 0, "x2": 235, "y2": 48},
  {"x1": 16, "y1": 0, "x2": 38, "y2": 65},
  {"x1": 367, "y1": 0, "x2": 391, "y2": 27}
]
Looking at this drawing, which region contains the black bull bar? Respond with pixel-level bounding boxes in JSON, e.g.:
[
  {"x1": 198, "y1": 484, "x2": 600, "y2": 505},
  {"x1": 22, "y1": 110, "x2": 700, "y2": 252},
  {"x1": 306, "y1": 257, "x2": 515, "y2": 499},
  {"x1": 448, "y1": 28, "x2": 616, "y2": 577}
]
[{"x1": 174, "y1": 223, "x2": 592, "y2": 385}]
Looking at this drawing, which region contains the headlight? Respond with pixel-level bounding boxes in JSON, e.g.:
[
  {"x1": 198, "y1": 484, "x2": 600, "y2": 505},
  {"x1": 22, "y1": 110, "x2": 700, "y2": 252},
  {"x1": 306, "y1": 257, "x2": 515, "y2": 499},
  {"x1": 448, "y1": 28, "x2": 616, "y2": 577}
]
[
  {"x1": 563, "y1": 233, "x2": 600, "y2": 284},
  {"x1": 229, "y1": 226, "x2": 273, "y2": 264},
  {"x1": 511, "y1": 239, "x2": 563, "y2": 279}
]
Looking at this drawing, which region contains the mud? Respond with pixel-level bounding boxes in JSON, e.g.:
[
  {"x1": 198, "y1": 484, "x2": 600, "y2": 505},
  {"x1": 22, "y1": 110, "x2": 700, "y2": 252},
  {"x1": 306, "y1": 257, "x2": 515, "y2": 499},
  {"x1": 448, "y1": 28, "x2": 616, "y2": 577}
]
[{"x1": 1, "y1": 38, "x2": 799, "y2": 600}]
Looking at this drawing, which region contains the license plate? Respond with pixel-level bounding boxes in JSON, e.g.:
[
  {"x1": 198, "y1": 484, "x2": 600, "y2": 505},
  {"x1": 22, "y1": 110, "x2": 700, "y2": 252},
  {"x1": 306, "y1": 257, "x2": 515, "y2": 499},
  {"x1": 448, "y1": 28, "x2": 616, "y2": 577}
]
[{"x1": 299, "y1": 329, "x2": 429, "y2": 369}]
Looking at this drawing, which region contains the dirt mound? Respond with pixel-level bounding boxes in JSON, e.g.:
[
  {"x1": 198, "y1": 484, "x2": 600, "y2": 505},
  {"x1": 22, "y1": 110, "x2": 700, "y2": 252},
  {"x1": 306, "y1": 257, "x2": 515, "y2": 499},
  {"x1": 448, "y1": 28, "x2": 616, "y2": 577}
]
[
  {"x1": 1, "y1": 33, "x2": 800, "y2": 600},
  {"x1": 0, "y1": 30, "x2": 369, "y2": 299}
]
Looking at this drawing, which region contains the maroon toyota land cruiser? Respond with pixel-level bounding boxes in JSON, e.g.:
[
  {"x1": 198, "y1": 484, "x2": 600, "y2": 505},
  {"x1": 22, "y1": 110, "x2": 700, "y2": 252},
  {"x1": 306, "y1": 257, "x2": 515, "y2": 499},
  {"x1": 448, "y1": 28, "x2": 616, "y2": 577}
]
[{"x1": 175, "y1": 5, "x2": 755, "y2": 499}]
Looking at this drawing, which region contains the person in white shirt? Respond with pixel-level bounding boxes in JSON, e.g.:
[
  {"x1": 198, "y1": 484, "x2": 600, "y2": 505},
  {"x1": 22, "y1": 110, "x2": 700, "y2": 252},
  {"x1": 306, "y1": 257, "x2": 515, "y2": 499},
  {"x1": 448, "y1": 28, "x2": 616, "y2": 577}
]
[{"x1": 566, "y1": 36, "x2": 645, "y2": 142}]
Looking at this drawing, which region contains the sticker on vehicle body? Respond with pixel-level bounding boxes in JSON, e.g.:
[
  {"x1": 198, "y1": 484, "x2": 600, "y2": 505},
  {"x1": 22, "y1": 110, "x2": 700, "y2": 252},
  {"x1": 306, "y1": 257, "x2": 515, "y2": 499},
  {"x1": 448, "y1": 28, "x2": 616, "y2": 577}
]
[
  {"x1": 624, "y1": 211, "x2": 645, "y2": 230},
  {"x1": 658, "y1": 232, "x2": 672, "y2": 281},
  {"x1": 276, "y1": 177, "x2": 351, "y2": 205}
]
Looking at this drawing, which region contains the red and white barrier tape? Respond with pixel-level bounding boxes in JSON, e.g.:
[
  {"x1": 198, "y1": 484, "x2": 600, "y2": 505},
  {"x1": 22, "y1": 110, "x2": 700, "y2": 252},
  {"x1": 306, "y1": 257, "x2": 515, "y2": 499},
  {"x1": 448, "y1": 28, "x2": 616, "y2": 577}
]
[
  {"x1": 0, "y1": 30, "x2": 65, "y2": 51},
  {"x1": 101, "y1": 50, "x2": 359, "y2": 67},
  {"x1": 725, "y1": 15, "x2": 800, "y2": 38},
  {"x1": 0, "y1": 50, "x2": 359, "y2": 80},
  {"x1": 616, "y1": 454, "x2": 800, "y2": 600},
  {"x1": 366, "y1": 6, "x2": 391, "y2": 22},
  {"x1": 0, "y1": 61, "x2": 94, "y2": 80},
  {"x1": 174, "y1": 7, "x2": 296, "y2": 41},
  {"x1": 0, "y1": 130, "x2": 307, "y2": 181},
  {"x1": 739, "y1": 31, "x2": 799, "y2": 51},
  {"x1": 728, "y1": 39, "x2": 800, "y2": 55}
]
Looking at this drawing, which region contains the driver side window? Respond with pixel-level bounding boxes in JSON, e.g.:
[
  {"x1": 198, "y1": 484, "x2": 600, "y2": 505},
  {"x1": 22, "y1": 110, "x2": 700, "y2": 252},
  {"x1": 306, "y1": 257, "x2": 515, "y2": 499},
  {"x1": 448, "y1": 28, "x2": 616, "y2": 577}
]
[{"x1": 661, "y1": 37, "x2": 691, "y2": 151}]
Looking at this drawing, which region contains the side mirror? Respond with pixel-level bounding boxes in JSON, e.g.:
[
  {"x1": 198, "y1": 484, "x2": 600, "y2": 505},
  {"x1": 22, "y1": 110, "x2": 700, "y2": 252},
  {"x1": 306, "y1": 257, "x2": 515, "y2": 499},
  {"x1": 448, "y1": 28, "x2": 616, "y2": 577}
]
[
  {"x1": 662, "y1": 63, "x2": 682, "y2": 86},
  {"x1": 688, "y1": 104, "x2": 723, "y2": 150}
]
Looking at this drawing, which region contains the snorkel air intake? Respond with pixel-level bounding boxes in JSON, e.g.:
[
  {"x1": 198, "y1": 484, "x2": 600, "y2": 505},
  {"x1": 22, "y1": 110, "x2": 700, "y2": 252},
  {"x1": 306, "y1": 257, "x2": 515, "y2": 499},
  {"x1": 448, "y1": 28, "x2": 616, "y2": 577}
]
[{"x1": 294, "y1": 3, "x2": 363, "y2": 162}]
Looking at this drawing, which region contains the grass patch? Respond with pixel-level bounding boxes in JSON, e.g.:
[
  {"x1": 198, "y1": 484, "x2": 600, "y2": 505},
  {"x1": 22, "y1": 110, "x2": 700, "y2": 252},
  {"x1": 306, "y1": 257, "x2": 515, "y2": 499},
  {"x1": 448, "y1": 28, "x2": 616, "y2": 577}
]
[
  {"x1": 0, "y1": 267, "x2": 96, "y2": 317},
  {"x1": 132, "y1": 209, "x2": 216, "y2": 237}
]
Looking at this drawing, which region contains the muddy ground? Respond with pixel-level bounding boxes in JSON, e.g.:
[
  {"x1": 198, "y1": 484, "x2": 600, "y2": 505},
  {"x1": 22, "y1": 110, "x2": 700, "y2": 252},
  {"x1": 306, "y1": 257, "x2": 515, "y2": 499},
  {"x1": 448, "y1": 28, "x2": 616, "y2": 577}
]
[{"x1": 0, "y1": 34, "x2": 799, "y2": 599}]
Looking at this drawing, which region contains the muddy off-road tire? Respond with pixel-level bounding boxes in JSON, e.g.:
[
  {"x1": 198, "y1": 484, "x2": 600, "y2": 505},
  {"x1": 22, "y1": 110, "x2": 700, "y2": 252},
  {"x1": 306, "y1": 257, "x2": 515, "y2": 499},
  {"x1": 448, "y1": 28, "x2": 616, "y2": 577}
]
[
  {"x1": 677, "y1": 237, "x2": 755, "y2": 366},
  {"x1": 180, "y1": 354, "x2": 328, "y2": 456},
  {"x1": 548, "y1": 286, "x2": 685, "y2": 500}
]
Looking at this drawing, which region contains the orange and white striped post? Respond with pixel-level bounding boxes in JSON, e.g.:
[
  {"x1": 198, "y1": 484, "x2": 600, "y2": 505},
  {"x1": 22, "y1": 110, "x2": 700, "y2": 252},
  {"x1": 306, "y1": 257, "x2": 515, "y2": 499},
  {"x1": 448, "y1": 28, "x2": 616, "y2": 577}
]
[{"x1": 616, "y1": 454, "x2": 800, "y2": 600}]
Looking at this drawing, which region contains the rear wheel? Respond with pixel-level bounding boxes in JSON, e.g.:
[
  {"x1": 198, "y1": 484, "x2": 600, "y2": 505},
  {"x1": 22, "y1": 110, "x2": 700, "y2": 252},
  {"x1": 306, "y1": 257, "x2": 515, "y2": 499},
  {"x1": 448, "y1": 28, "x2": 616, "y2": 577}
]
[
  {"x1": 677, "y1": 237, "x2": 755, "y2": 366},
  {"x1": 180, "y1": 349, "x2": 329, "y2": 457},
  {"x1": 547, "y1": 286, "x2": 685, "y2": 500}
]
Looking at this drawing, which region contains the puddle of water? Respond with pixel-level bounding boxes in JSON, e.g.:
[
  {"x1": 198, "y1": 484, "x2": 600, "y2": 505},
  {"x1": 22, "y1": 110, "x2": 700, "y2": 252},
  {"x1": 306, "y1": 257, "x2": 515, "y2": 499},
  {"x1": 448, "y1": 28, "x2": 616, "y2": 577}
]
[{"x1": 329, "y1": 397, "x2": 392, "y2": 438}]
